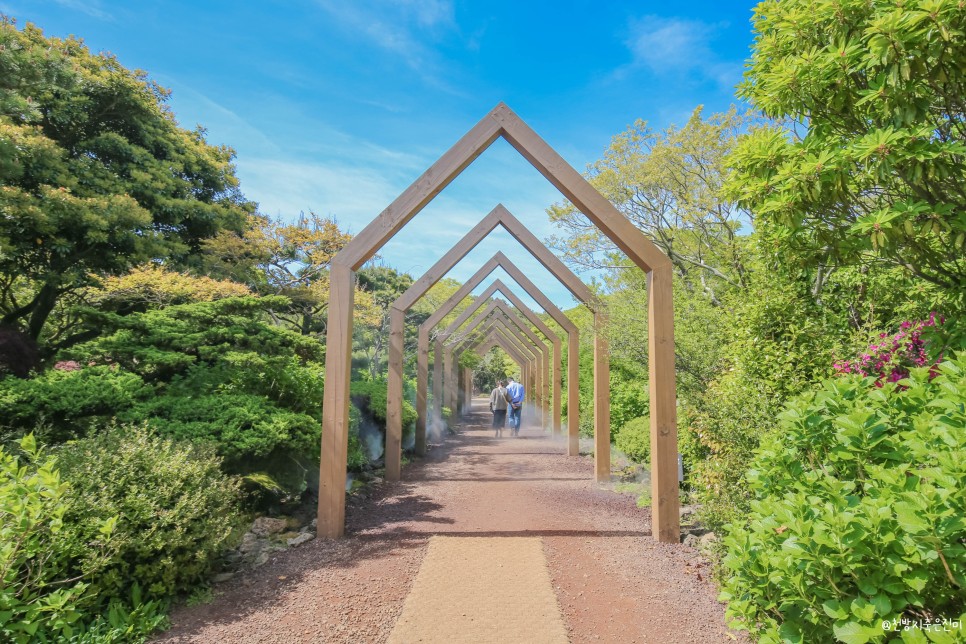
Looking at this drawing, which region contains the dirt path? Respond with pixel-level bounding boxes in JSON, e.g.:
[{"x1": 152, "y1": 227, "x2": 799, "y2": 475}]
[{"x1": 157, "y1": 399, "x2": 742, "y2": 643}]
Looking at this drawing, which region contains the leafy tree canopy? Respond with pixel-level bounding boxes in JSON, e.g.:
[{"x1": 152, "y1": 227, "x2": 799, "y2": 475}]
[
  {"x1": 729, "y1": 0, "x2": 966, "y2": 295},
  {"x1": 0, "y1": 18, "x2": 254, "y2": 342},
  {"x1": 548, "y1": 106, "x2": 753, "y2": 304}
]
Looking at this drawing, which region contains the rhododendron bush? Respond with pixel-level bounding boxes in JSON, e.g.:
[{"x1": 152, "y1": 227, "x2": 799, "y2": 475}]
[{"x1": 833, "y1": 315, "x2": 944, "y2": 387}]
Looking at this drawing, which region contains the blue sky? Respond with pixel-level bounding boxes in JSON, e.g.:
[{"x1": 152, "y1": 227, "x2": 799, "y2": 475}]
[{"x1": 3, "y1": 0, "x2": 759, "y2": 311}]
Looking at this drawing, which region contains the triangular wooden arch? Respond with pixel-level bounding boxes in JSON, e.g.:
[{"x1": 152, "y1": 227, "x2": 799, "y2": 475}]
[
  {"x1": 438, "y1": 283, "x2": 558, "y2": 430},
  {"x1": 415, "y1": 251, "x2": 579, "y2": 455},
  {"x1": 445, "y1": 298, "x2": 551, "y2": 428},
  {"x1": 319, "y1": 104, "x2": 679, "y2": 543}
]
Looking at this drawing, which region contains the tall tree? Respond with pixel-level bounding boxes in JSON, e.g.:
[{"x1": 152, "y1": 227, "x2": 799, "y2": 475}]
[
  {"x1": 729, "y1": 0, "x2": 966, "y2": 296},
  {"x1": 354, "y1": 265, "x2": 414, "y2": 378},
  {"x1": 548, "y1": 106, "x2": 753, "y2": 304},
  {"x1": 0, "y1": 19, "x2": 254, "y2": 345}
]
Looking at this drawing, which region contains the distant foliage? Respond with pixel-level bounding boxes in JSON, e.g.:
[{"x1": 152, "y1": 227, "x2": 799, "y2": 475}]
[
  {"x1": 613, "y1": 415, "x2": 650, "y2": 463},
  {"x1": 721, "y1": 356, "x2": 966, "y2": 643}
]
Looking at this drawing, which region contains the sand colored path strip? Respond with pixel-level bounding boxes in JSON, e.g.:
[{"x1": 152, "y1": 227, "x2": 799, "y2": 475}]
[{"x1": 388, "y1": 536, "x2": 568, "y2": 644}]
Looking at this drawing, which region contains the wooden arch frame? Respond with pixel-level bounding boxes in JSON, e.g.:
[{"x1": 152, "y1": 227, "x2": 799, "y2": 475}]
[
  {"x1": 395, "y1": 204, "x2": 592, "y2": 453},
  {"x1": 445, "y1": 301, "x2": 551, "y2": 429},
  {"x1": 417, "y1": 253, "x2": 581, "y2": 454},
  {"x1": 452, "y1": 313, "x2": 544, "y2": 429},
  {"x1": 438, "y1": 285, "x2": 559, "y2": 432},
  {"x1": 319, "y1": 103, "x2": 679, "y2": 543}
]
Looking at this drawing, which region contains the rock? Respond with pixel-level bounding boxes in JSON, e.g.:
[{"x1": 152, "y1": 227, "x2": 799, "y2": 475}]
[
  {"x1": 251, "y1": 517, "x2": 288, "y2": 536},
  {"x1": 212, "y1": 572, "x2": 235, "y2": 583},
  {"x1": 699, "y1": 532, "x2": 718, "y2": 547},
  {"x1": 287, "y1": 533, "x2": 315, "y2": 547},
  {"x1": 284, "y1": 516, "x2": 303, "y2": 531},
  {"x1": 239, "y1": 532, "x2": 260, "y2": 554},
  {"x1": 278, "y1": 531, "x2": 301, "y2": 542},
  {"x1": 683, "y1": 533, "x2": 700, "y2": 548}
]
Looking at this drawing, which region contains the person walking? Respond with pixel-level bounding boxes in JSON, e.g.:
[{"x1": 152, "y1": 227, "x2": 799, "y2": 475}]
[
  {"x1": 489, "y1": 380, "x2": 510, "y2": 437},
  {"x1": 505, "y1": 376, "x2": 525, "y2": 436}
]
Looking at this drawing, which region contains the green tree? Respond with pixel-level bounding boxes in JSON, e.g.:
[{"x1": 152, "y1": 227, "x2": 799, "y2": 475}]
[
  {"x1": 354, "y1": 265, "x2": 414, "y2": 379},
  {"x1": 729, "y1": 0, "x2": 966, "y2": 296},
  {"x1": 548, "y1": 106, "x2": 752, "y2": 304},
  {"x1": 0, "y1": 19, "x2": 253, "y2": 346}
]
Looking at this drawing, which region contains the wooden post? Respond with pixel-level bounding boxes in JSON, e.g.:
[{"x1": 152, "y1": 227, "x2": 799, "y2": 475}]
[
  {"x1": 433, "y1": 341, "x2": 443, "y2": 428},
  {"x1": 415, "y1": 328, "x2": 428, "y2": 455},
  {"x1": 385, "y1": 307, "x2": 404, "y2": 481},
  {"x1": 594, "y1": 311, "x2": 610, "y2": 484},
  {"x1": 649, "y1": 268, "x2": 680, "y2": 543},
  {"x1": 567, "y1": 332, "x2": 580, "y2": 456},
  {"x1": 318, "y1": 264, "x2": 355, "y2": 539}
]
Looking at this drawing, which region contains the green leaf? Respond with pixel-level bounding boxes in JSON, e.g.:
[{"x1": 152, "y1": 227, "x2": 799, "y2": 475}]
[
  {"x1": 823, "y1": 600, "x2": 850, "y2": 620},
  {"x1": 851, "y1": 597, "x2": 876, "y2": 622},
  {"x1": 833, "y1": 620, "x2": 881, "y2": 644}
]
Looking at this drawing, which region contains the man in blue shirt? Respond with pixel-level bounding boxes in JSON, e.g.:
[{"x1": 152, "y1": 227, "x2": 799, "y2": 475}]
[{"x1": 505, "y1": 376, "x2": 525, "y2": 436}]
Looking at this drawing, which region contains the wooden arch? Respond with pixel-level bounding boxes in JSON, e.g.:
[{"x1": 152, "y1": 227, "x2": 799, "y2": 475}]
[
  {"x1": 319, "y1": 103, "x2": 679, "y2": 543},
  {"x1": 438, "y1": 285, "x2": 559, "y2": 432},
  {"x1": 418, "y1": 253, "x2": 580, "y2": 454},
  {"x1": 451, "y1": 312, "x2": 545, "y2": 428},
  {"x1": 445, "y1": 300, "x2": 551, "y2": 429}
]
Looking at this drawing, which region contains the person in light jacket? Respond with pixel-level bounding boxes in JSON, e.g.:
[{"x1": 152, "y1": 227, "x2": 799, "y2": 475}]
[{"x1": 489, "y1": 380, "x2": 510, "y2": 437}]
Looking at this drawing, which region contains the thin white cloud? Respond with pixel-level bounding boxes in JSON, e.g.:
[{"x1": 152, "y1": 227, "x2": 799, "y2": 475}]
[
  {"x1": 52, "y1": 0, "x2": 112, "y2": 20},
  {"x1": 615, "y1": 15, "x2": 740, "y2": 90},
  {"x1": 314, "y1": 0, "x2": 469, "y2": 95}
]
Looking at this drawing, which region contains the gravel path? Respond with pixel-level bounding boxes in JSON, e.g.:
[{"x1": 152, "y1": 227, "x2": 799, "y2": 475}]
[{"x1": 157, "y1": 400, "x2": 744, "y2": 643}]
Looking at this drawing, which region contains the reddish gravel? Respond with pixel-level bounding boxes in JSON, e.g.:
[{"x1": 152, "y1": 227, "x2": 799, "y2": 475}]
[{"x1": 156, "y1": 401, "x2": 744, "y2": 643}]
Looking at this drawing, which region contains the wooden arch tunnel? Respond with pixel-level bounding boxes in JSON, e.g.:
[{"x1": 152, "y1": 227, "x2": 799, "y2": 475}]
[
  {"x1": 417, "y1": 249, "x2": 584, "y2": 456},
  {"x1": 319, "y1": 103, "x2": 679, "y2": 543},
  {"x1": 396, "y1": 204, "x2": 593, "y2": 453},
  {"x1": 451, "y1": 312, "x2": 547, "y2": 429},
  {"x1": 435, "y1": 283, "x2": 559, "y2": 432},
  {"x1": 448, "y1": 306, "x2": 548, "y2": 420}
]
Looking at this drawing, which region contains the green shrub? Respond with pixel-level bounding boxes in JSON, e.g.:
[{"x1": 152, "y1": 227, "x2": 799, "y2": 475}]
[
  {"x1": 350, "y1": 379, "x2": 416, "y2": 428},
  {"x1": 720, "y1": 356, "x2": 966, "y2": 643},
  {"x1": 56, "y1": 425, "x2": 242, "y2": 600},
  {"x1": 0, "y1": 435, "x2": 117, "y2": 643},
  {"x1": 614, "y1": 415, "x2": 650, "y2": 463},
  {"x1": 0, "y1": 368, "x2": 150, "y2": 443}
]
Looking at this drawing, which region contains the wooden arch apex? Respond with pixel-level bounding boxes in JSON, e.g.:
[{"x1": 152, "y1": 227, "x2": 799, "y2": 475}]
[{"x1": 319, "y1": 103, "x2": 679, "y2": 544}]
